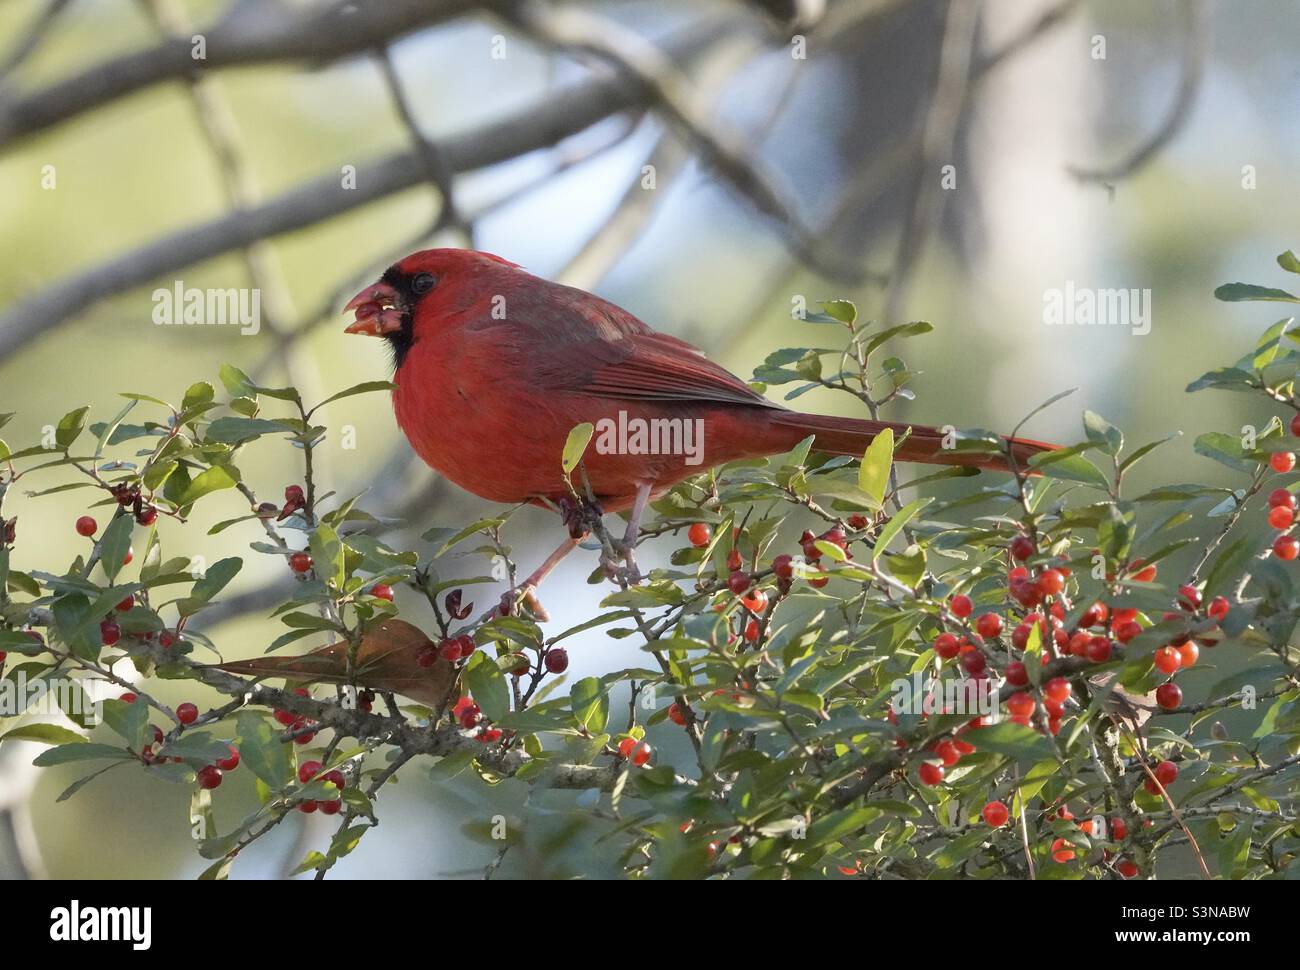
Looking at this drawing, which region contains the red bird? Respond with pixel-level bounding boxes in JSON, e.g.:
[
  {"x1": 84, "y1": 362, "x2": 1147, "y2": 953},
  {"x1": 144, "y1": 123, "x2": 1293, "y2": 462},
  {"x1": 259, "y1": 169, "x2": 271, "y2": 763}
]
[{"x1": 346, "y1": 249, "x2": 1054, "y2": 608}]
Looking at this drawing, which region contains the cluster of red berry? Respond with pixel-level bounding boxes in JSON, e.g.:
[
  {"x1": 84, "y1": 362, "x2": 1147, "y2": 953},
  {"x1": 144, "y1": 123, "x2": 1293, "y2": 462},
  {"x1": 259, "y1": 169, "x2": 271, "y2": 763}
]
[
  {"x1": 416, "y1": 632, "x2": 478, "y2": 666},
  {"x1": 273, "y1": 687, "x2": 320, "y2": 744},
  {"x1": 452, "y1": 696, "x2": 503, "y2": 743},
  {"x1": 109, "y1": 481, "x2": 159, "y2": 526},
  {"x1": 295, "y1": 759, "x2": 347, "y2": 814}
]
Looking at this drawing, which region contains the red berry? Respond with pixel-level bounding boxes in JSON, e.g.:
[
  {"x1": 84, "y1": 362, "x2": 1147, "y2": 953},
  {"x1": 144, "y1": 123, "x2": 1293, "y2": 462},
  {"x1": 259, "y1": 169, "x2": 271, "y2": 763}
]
[
  {"x1": 1153, "y1": 646, "x2": 1180, "y2": 675},
  {"x1": 456, "y1": 634, "x2": 476, "y2": 658},
  {"x1": 544, "y1": 648, "x2": 569, "y2": 674},
  {"x1": 1009, "y1": 535, "x2": 1036, "y2": 561},
  {"x1": 294, "y1": 731, "x2": 316, "y2": 745},
  {"x1": 1271, "y1": 451, "x2": 1296, "y2": 473},
  {"x1": 1007, "y1": 693, "x2": 1035, "y2": 718},
  {"x1": 458, "y1": 706, "x2": 481, "y2": 729},
  {"x1": 917, "y1": 762, "x2": 944, "y2": 786},
  {"x1": 617, "y1": 737, "x2": 637, "y2": 758},
  {"x1": 1269, "y1": 505, "x2": 1294, "y2": 529},
  {"x1": 1154, "y1": 760, "x2": 1178, "y2": 785},
  {"x1": 1116, "y1": 859, "x2": 1139, "y2": 878},
  {"x1": 808, "y1": 566, "x2": 829, "y2": 589},
  {"x1": 274, "y1": 709, "x2": 296, "y2": 726},
  {"x1": 320, "y1": 799, "x2": 342, "y2": 815},
  {"x1": 1269, "y1": 487, "x2": 1297, "y2": 509},
  {"x1": 197, "y1": 765, "x2": 223, "y2": 790},
  {"x1": 848, "y1": 514, "x2": 869, "y2": 529},
  {"x1": 136, "y1": 506, "x2": 158, "y2": 526},
  {"x1": 1050, "y1": 838, "x2": 1076, "y2": 864},
  {"x1": 933, "y1": 633, "x2": 961, "y2": 659},
  {"x1": 75, "y1": 515, "x2": 97, "y2": 537},
  {"x1": 371, "y1": 583, "x2": 394, "y2": 602},
  {"x1": 741, "y1": 589, "x2": 768, "y2": 614},
  {"x1": 1155, "y1": 682, "x2": 1182, "y2": 710},
  {"x1": 726, "y1": 548, "x2": 743, "y2": 572},
  {"x1": 1290, "y1": 414, "x2": 1300, "y2": 438},
  {"x1": 1086, "y1": 637, "x2": 1112, "y2": 663},
  {"x1": 1005, "y1": 661, "x2": 1028, "y2": 687},
  {"x1": 960, "y1": 650, "x2": 986, "y2": 674},
  {"x1": 667, "y1": 703, "x2": 688, "y2": 726},
  {"x1": 1044, "y1": 677, "x2": 1071, "y2": 704},
  {"x1": 1037, "y1": 568, "x2": 1065, "y2": 596},
  {"x1": 772, "y1": 554, "x2": 794, "y2": 579},
  {"x1": 949, "y1": 594, "x2": 973, "y2": 618},
  {"x1": 115, "y1": 594, "x2": 135, "y2": 612},
  {"x1": 176, "y1": 702, "x2": 198, "y2": 725},
  {"x1": 289, "y1": 551, "x2": 312, "y2": 573},
  {"x1": 416, "y1": 644, "x2": 438, "y2": 668},
  {"x1": 119, "y1": 692, "x2": 138, "y2": 704},
  {"x1": 216, "y1": 745, "x2": 240, "y2": 771},
  {"x1": 299, "y1": 801, "x2": 318, "y2": 814},
  {"x1": 1274, "y1": 536, "x2": 1299, "y2": 560},
  {"x1": 630, "y1": 741, "x2": 652, "y2": 767},
  {"x1": 934, "y1": 739, "x2": 961, "y2": 767},
  {"x1": 99, "y1": 620, "x2": 121, "y2": 646},
  {"x1": 743, "y1": 619, "x2": 761, "y2": 641},
  {"x1": 1177, "y1": 585, "x2": 1202, "y2": 612},
  {"x1": 687, "y1": 522, "x2": 711, "y2": 548},
  {"x1": 323, "y1": 769, "x2": 346, "y2": 789},
  {"x1": 298, "y1": 760, "x2": 322, "y2": 783},
  {"x1": 1207, "y1": 596, "x2": 1230, "y2": 622},
  {"x1": 1010, "y1": 623, "x2": 1031, "y2": 649},
  {"x1": 982, "y1": 801, "x2": 1009, "y2": 827},
  {"x1": 437, "y1": 638, "x2": 462, "y2": 662},
  {"x1": 975, "y1": 613, "x2": 1002, "y2": 638},
  {"x1": 122, "y1": 546, "x2": 133, "y2": 565},
  {"x1": 1177, "y1": 642, "x2": 1199, "y2": 668},
  {"x1": 726, "y1": 570, "x2": 752, "y2": 595},
  {"x1": 159, "y1": 631, "x2": 175, "y2": 648},
  {"x1": 1115, "y1": 620, "x2": 1142, "y2": 643},
  {"x1": 1110, "y1": 817, "x2": 1128, "y2": 840},
  {"x1": 1129, "y1": 559, "x2": 1157, "y2": 582}
]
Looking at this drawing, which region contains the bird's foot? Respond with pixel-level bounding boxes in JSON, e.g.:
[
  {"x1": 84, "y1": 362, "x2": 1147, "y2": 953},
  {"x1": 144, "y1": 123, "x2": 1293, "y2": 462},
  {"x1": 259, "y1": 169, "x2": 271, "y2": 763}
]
[
  {"x1": 601, "y1": 539, "x2": 643, "y2": 586},
  {"x1": 499, "y1": 584, "x2": 550, "y2": 623}
]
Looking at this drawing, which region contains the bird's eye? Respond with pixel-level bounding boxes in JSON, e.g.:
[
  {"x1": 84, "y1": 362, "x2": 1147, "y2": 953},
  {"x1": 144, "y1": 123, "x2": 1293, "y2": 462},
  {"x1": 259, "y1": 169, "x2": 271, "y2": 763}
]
[{"x1": 411, "y1": 272, "x2": 437, "y2": 294}]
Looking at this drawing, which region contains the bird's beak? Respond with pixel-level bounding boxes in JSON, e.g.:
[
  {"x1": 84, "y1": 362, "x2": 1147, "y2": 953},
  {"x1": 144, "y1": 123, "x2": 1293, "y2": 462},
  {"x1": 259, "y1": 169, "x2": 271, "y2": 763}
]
[{"x1": 344, "y1": 282, "x2": 404, "y2": 336}]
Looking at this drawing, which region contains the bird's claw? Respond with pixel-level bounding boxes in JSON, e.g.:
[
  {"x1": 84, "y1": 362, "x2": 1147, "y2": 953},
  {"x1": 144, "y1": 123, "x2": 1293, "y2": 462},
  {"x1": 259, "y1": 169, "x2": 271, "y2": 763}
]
[{"x1": 499, "y1": 585, "x2": 550, "y2": 623}]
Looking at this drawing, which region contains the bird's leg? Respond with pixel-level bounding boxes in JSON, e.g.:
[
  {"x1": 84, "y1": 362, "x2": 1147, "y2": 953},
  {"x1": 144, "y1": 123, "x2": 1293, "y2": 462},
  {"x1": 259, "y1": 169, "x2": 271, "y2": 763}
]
[
  {"x1": 610, "y1": 483, "x2": 652, "y2": 585},
  {"x1": 499, "y1": 535, "x2": 582, "y2": 622}
]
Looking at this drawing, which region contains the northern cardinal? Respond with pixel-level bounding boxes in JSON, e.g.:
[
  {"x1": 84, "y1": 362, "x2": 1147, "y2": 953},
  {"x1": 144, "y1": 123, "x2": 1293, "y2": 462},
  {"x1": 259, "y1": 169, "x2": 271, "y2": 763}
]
[
  {"x1": 213, "y1": 618, "x2": 456, "y2": 708},
  {"x1": 345, "y1": 249, "x2": 1055, "y2": 606}
]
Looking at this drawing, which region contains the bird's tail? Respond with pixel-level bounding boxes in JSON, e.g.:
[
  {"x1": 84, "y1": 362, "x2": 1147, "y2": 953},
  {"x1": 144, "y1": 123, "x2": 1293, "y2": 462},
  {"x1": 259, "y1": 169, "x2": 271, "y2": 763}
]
[{"x1": 768, "y1": 411, "x2": 1056, "y2": 474}]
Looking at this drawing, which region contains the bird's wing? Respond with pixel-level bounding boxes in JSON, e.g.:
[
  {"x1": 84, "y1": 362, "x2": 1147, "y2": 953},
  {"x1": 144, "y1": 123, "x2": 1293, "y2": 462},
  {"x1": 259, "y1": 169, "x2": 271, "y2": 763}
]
[{"x1": 516, "y1": 289, "x2": 781, "y2": 409}]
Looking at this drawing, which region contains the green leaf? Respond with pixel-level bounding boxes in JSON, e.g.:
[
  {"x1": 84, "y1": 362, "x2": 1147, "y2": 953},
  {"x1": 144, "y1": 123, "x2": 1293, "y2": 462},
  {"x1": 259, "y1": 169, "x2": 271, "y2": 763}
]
[
  {"x1": 1082, "y1": 410, "x2": 1122, "y2": 456},
  {"x1": 311, "y1": 381, "x2": 396, "y2": 412},
  {"x1": 966, "y1": 722, "x2": 1055, "y2": 764},
  {"x1": 205, "y1": 417, "x2": 293, "y2": 444},
  {"x1": 1028, "y1": 449, "x2": 1109, "y2": 488},
  {"x1": 182, "y1": 382, "x2": 215, "y2": 411},
  {"x1": 874, "y1": 498, "x2": 929, "y2": 561},
  {"x1": 570, "y1": 677, "x2": 609, "y2": 733},
  {"x1": 463, "y1": 652, "x2": 511, "y2": 723},
  {"x1": 562, "y1": 423, "x2": 595, "y2": 476},
  {"x1": 1214, "y1": 283, "x2": 1299, "y2": 303},
  {"x1": 235, "y1": 711, "x2": 294, "y2": 790},
  {"x1": 861, "y1": 321, "x2": 933, "y2": 358},
  {"x1": 1277, "y1": 251, "x2": 1300, "y2": 275},
  {"x1": 1185, "y1": 367, "x2": 1256, "y2": 393},
  {"x1": 218, "y1": 363, "x2": 255, "y2": 397},
  {"x1": 0, "y1": 723, "x2": 87, "y2": 746},
  {"x1": 858, "y1": 428, "x2": 893, "y2": 507},
  {"x1": 98, "y1": 513, "x2": 135, "y2": 583},
  {"x1": 32, "y1": 743, "x2": 133, "y2": 767},
  {"x1": 55, "y1": 406, "x2": 90, "y2": 449},
  {"x1": 309, "y1": 524, "x2": 345, "y2": 589},
  {"x1": 178, "y1": 557, "x2": 243, "y2": 616},
  {"x1": 177, "y1": 465, "x2": 238, "y2": 506}
]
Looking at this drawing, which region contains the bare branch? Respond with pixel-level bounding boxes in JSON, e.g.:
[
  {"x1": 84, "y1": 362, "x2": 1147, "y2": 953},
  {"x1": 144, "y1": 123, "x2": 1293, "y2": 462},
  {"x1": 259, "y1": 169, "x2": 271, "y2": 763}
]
[{"x1": 1067, "y1": 0, "x2": 1206, "y2": 184}]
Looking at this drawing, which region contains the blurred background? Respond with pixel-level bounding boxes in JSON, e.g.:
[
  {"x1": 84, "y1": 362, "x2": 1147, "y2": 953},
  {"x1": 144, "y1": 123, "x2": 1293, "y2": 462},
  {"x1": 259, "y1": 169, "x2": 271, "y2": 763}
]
[{"x1": 0, "y1": 0, "x2": 1297, "y2": 878}]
